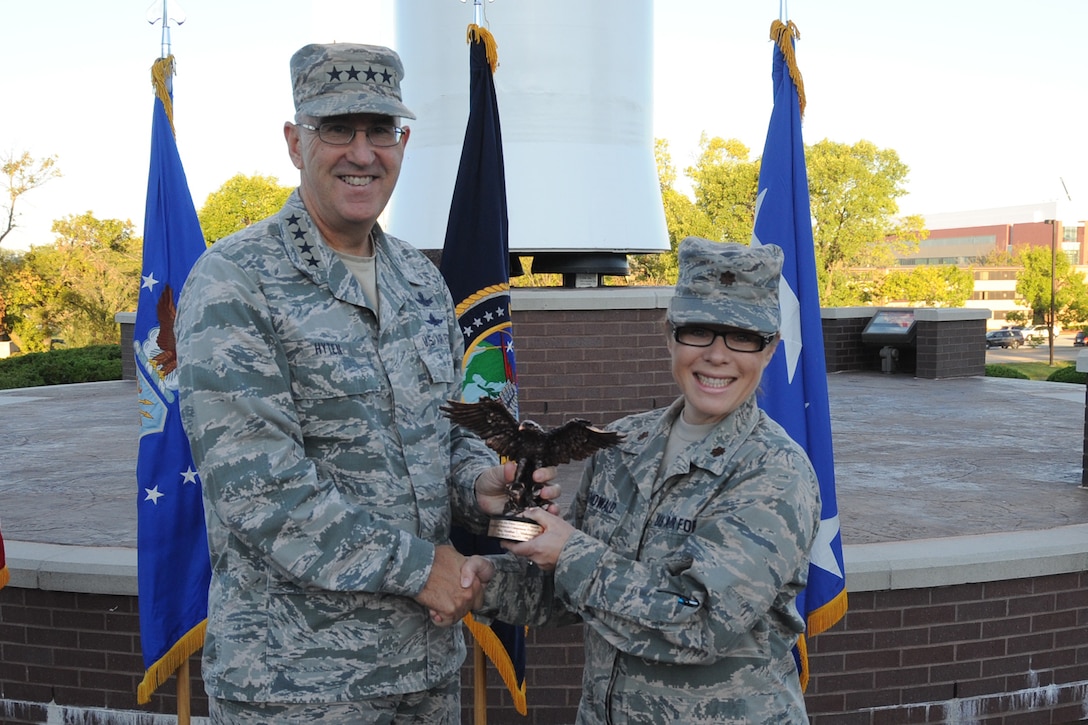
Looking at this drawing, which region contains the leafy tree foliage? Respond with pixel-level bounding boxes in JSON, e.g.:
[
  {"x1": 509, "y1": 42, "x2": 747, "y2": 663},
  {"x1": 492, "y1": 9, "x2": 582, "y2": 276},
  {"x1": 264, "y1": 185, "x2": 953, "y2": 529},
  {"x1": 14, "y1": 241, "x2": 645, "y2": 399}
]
[
  {"x1": 1, "y1": 151, "x2": 61, "y2": 246},
  {"x1": 687, "y1": 135, "x2": 760, "y2": 245},
  {"x1": 627, "y1": 141, "x2": 694, "y2": 285},
  {"x1": 648, "y1": 136, "x2": 926, "y2": 304},
  {"x1": 1017, "y1": 245, "x2": 1088, "y2": 329},
  {"x1": 877, "y1": 265, "x2": 974, "y2": 307},
  {"x1": 198, "y1": 173, "x2": 293, "y2": 245},
  {"x1": 0, "y1": 152, "x2": 62, "y2": 338},
  {"x1": 806, "y1": 140, "x2": 925, "y2": 301},
  {"x1": 4, "y1": 213, "x2": 140, "y2": 351}
]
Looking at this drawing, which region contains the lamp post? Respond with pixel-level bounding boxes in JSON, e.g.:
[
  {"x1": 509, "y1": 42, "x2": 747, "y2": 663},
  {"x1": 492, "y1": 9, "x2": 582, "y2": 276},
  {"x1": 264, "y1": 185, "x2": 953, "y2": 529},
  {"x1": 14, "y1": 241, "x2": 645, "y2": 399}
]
[{"x1": 1044, "y1": 219, "x2": 1059, "y2": 366}]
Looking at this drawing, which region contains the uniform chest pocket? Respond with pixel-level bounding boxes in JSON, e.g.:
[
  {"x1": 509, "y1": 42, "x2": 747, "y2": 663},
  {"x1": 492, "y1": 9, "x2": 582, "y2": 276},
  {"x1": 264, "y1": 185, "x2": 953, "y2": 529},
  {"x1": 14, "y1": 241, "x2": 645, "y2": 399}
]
[
  {"x1": 412, "y1": 326, "x2": 455, "y2": 385},
  {"x1": 288, "y1": 340, "x2": 382, "y2": 400}
]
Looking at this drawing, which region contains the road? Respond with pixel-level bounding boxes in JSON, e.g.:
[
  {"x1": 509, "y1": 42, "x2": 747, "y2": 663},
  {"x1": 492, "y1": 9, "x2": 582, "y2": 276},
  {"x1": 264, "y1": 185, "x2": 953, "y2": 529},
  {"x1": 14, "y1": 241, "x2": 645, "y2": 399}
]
[{"x1": 985, "y1": 330, "x2": 1084, "y2": 366}]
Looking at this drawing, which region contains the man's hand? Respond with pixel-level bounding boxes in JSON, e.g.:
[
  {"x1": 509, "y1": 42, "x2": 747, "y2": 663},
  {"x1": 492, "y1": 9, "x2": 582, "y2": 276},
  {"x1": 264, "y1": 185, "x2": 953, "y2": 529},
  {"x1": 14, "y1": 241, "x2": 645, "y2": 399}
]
[
  {"x1": 460, "y1": 555, "x2": 496, "y2": 589},
  {"x1": 415, "y1": 544, "x2": 483, "y2": 627},
  {"x1": 475, "y1": 461, "x2": 561, "y2": 516},
  {"x1": 501, "y1": 508, "x2": 574, "y2": 572}
]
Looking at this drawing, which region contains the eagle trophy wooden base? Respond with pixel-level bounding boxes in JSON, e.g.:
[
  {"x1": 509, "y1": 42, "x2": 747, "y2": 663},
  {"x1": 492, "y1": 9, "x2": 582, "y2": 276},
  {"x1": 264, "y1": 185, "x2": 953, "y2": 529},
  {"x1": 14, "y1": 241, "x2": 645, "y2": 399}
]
[{"x1": 488, "y1": 515, "x2": 543, "y2": 542}]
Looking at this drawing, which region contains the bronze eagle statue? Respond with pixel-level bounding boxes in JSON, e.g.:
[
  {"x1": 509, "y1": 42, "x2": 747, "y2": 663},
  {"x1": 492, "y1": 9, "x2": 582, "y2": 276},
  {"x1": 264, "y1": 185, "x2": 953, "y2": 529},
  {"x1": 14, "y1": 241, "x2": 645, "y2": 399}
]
[{"x1": 440, "y1": 397, "x2": 623, "y2": 514}]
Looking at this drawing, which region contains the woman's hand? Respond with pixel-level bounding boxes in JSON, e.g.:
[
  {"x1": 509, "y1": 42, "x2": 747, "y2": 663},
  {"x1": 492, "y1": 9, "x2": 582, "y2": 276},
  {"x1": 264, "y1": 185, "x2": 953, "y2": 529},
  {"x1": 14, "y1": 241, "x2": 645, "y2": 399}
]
[{"x1": 501, "y1": 508, "x2": 574, "y2": 572}]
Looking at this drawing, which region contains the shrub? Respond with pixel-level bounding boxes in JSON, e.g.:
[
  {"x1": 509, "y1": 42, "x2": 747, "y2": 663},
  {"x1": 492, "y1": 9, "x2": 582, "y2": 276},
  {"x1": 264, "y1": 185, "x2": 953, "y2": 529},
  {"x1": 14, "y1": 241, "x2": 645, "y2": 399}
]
[
  {"x1": 985, "y1": 364, "x2": 1030, "y2": 380},
  {"x1": 1046, "y1": 365, "x2": 1087, "y2": 385},
  {"x1": 0, "y1": 344, "x2": 122, "y2": 390}
]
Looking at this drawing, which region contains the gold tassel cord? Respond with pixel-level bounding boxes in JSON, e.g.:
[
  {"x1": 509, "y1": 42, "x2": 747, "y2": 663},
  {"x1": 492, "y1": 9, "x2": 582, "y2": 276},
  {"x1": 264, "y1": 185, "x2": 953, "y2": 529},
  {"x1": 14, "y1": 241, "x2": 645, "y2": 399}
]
[
  {"x1": 769, "y1": 20, "x2": 806, "y2": 118},
  {"x1": 466, "y1": 23, "x2": 499, "y2": 73},
  {"x1": 462, "y1": 613, "x2": 528, "y2": 715},
  {"x1": 151, "y1": 55, "x2": 177, "y2": 136}
]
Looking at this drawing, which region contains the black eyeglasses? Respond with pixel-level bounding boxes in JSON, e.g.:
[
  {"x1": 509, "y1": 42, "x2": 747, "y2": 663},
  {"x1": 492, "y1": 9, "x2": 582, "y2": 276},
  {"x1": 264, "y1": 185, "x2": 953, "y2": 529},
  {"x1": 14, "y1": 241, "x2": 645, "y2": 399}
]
[
  {"x1": 672, "y1": 326, "x2": 775, "y2": 353},
  {"x1": 297, "y1": 122, "x2": 405, "y2": 147}
]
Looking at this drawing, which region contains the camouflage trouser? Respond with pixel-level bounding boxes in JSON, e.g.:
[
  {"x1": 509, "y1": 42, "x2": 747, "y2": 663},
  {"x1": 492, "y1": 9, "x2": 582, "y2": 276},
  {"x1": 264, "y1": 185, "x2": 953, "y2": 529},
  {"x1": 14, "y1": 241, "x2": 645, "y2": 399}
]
[{"x1": 208, "y1": 676, "x2": 460, "y2": 725}]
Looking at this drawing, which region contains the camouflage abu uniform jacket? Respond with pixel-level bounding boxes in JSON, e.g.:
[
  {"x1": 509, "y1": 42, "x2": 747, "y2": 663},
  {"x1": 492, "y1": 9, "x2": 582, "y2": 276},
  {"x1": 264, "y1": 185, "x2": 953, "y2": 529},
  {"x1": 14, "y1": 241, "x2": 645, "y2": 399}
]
[
  {"x1": 175, "y1": 190, "x2": 496, "y2": 703},
  {"x1": 480, "y1": 395, "x2": 820, "y2": 724}
]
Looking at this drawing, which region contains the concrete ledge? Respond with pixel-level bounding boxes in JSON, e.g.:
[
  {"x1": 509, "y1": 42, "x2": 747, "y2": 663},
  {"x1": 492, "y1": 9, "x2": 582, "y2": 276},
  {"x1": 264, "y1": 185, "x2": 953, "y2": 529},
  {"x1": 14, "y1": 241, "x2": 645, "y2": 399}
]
[
  {"x1": 11, "y1": 524, "x2": 1088, "y2": 598},
  {"x1": 844, "y1": 523, "x2": 1088, "y2": 592},
  {"x1": 820, "y1": 306, "x2": 874, "y2": 320},
  {"x1": 511, "y1": 286, "x2": 672, "y2": 311},
  {"x1": 913, "y1": 307, "x2": 991, "y2": 322},
  {"x1": 7, "y1": 541, "x2": 138, "y2": 596}
]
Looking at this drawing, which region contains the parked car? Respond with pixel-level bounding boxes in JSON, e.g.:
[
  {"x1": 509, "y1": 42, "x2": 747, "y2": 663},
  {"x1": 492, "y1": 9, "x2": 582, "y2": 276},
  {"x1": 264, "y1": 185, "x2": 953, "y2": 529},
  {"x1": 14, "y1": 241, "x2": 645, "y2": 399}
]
[
  {"x1": 1075, "y1": 330, "x2": 1087, "y2": 347},
  {"x1": 986, "y1": 329, "x2": 1025, "y2": 349},
  {"x1": 1016, "y1": 325, "x2": 1049, "y2": 345}
]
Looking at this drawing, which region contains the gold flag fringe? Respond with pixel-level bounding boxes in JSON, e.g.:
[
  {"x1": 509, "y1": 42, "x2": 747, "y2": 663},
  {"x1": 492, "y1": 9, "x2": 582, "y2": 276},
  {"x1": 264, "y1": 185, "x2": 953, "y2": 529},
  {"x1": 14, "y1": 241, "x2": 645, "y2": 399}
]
[
  {"x1": 796, "y1": 633, "x2": 811, "y2": 691},
  {"x1": 136, "y1": 618, "x2": 206, "y2": 704},
  {"x1": 807, "y1": 587, "x2": 848, "y2": 637},
  {"x1": 769, "y1": 20, "x2": 806, "y2": 118},
  {"x1": 463, "y1": 613, "x2": 528, "y2": 715},
  {"x1": 0, "y1": 564, "x2": 9, "y2": 590},
  {"x1": 151, "y1": 55, "x2": 177, "y2": 136},
  {"x1": 467, "y1": 24, "x2": 500, "y2": 73}
]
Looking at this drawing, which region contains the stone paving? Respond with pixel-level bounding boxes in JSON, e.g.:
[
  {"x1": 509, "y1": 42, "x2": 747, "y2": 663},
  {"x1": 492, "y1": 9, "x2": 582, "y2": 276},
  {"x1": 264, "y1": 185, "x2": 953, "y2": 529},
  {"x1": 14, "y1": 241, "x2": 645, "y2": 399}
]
[{"x1": 2, "y1": 372, "x2": 1087, "y2": 549}]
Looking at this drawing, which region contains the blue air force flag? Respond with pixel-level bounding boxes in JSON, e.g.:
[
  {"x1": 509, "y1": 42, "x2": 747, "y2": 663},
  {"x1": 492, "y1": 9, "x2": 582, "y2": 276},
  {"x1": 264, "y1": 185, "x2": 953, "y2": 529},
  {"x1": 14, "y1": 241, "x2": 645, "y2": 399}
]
[
  {"x1": 135, "y1": 55, "x2": 210, "y2": 704},
  {"x1": 752, "y1": 21, "x2": 848, "y2": 689}
]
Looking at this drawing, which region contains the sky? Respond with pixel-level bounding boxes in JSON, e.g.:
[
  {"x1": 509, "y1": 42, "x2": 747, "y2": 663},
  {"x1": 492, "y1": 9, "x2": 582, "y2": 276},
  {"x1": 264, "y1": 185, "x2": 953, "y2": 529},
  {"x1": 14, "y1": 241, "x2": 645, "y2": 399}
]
[{"x1": 2, "y1": 0, "x2": 1086, "y2": 251}]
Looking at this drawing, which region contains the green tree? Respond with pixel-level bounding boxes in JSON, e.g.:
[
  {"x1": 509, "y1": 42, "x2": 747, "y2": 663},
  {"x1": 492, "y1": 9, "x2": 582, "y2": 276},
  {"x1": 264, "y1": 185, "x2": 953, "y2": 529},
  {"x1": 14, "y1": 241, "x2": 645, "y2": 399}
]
[
  {"x1": 652, "y1": 136, "x2": 926, "y2": 304},
  {"x1": 1016, "y1": 246, "x2": 1088, "y2": 331},
  {"x1": 628, "y1": 140, "x2": 695, "y2": 285},
  {"x1": 6, "y1": 212, "x2": 141, "y2": 351},
  {"x1": 878, "y1": 265, "x2": 973, "y2": 307},
  {"x1": 1, "y1": 151, "x2": 61, "y2": 246},
  {"x1": 806, "y1": 139, "x2": 926, "y2": 302},
  {"x1": 198, "y1": 173, "x2": 293, "y2": 245},
  {"x1": 687, "y1": 135, "x2": 760, "y2": 245}
]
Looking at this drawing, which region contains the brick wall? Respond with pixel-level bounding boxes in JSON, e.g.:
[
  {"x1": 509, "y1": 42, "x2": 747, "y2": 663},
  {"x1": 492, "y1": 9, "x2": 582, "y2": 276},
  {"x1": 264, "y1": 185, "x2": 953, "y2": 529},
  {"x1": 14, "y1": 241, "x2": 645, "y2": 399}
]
[
  {"x1": 4, "y1": 569, "x2": 1087, "y2": 724},
  {"x1": 0, "y1": 586, "x2": 202, "y2": 720},
  {"x1": 117, "y1": 296, "x2": 988, "y2": 386},
  {"x1": 914, "y1": 310, "x2": 989, "y2": 380},
  {"x1": 805, "y1": 572, "x2": 1088, "y2": 724},
  {"x1": 822, "y1": 313, "x2": 874, "y2": 373},
  {"x1": 512, "y1": 306, "x2": 674, "y2": 429}
]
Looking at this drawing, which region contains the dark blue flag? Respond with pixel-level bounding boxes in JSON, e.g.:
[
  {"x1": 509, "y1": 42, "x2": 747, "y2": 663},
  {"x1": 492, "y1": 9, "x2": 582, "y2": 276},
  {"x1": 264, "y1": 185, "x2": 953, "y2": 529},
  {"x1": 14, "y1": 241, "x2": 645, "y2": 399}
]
[
  {"x1": 753, "y1": 20, "x2": 847, "y2": 690},
  {"x1": 134, "y1": 55, "x2": 210, "y2": 704},
  {"x1": 440, "y1": 24, "x2": 526, "y2": 715}
]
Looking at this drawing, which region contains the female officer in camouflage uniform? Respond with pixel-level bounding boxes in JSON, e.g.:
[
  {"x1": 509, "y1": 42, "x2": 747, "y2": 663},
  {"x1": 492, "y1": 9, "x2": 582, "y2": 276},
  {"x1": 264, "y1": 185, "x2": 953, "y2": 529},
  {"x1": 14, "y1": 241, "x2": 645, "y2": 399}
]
[{"x1": 469, "y1": 238, "x2": 822, "y2": 724}]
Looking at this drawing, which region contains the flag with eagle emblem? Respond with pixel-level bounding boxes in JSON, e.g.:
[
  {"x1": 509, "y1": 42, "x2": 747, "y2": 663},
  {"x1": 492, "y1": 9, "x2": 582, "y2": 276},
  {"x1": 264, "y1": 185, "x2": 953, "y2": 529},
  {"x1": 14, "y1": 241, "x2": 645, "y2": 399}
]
[
  {"x1": 134, "y1": 54, "x2": 211, "y2": 704},
  {"x1": 439, "y1": 24, "x2": 527, "y2": 716},
  {"x1": 751, "y1": 20, "x2": 847, "y2": 691}
]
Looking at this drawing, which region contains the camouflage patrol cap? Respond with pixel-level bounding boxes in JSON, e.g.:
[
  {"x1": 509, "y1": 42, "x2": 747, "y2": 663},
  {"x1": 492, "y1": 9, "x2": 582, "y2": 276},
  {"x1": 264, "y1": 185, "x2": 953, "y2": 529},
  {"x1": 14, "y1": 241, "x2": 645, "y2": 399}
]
[
  {"x1": 290, "y1": 43, "x2": 416, "y2": 120},
  {"x1": 668, "y1": 237, "x2": 783, "y2": 333}
]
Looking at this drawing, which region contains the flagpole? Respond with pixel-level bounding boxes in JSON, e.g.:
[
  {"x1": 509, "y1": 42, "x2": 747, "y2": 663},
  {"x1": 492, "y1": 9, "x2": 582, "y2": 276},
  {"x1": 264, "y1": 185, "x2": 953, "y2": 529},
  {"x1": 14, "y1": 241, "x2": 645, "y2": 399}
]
[
  {"x1": 177, "y1": 660, "x2": 191, "y2": 725},
  {"x1": 142, "y1": 4, "x2": 196, "y2": 723}
]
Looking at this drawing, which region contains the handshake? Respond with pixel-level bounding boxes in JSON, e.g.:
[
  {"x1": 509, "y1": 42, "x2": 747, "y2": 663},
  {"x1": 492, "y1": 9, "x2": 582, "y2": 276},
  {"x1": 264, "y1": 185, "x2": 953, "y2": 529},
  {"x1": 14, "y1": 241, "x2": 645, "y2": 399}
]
[{"x1": 416, "y1": 460, "x2": 571, "y2": 627}]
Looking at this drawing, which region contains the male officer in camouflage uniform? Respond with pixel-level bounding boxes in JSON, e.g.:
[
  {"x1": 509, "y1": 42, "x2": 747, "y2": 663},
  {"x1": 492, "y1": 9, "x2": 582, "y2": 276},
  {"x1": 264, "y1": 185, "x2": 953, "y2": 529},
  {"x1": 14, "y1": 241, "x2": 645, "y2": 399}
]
[
  {"x1": 468, "y1": 238, "x2": 821, "y2": 723},
  {"x1": 175, "y1": 43, "x2": 553, "y2": 723}
]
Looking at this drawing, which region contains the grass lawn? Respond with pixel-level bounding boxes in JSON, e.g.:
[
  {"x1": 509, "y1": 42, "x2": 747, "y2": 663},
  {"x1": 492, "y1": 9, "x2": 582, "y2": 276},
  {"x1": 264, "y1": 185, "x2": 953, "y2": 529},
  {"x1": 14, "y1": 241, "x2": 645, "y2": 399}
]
[{"x1": 996, "y1": 360, "x2": 1079, "y2": 381}]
